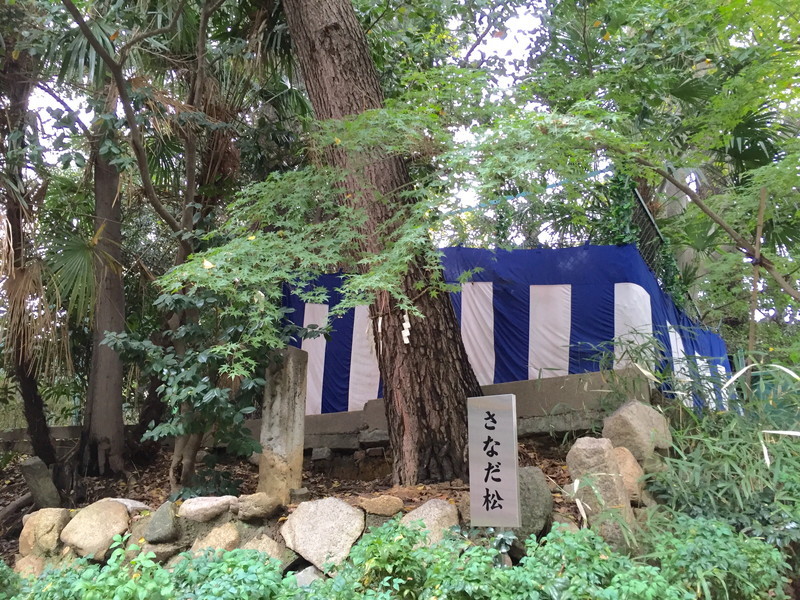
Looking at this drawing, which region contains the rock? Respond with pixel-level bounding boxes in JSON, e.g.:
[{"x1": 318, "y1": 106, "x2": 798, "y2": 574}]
[
  {"x1": 144, "y1": 501, "x2": 178, "y2": 544},
  {"x1": 241, "y1": 534, "x2": 284, "y2": 560},
  {"x1": 365, "y1": 448, "x2": 384, "y2": 458},
  {"x1": 177, "y1": 496, "x2": 237, "y2": 522},
  {"x1": 290, "y1": 488, "x2": 310, "y2": 503},
  {"x1": 18, "y1": 508, "x2": 71, "y2": 557},
  {"x1": 238, "y1": 493, "x2": 282, "y2": 521},
  {"x1": 294, "y1": 565, "x2": 324, "y2": 587},
  {"x1": 142, "y1": 542, "x2": 184, "y2": 563},
  {"x1": 551, "y1": 513, "x2": 580, "y2": 533},
  {"x1": 14, "y1": 554, "x2": 46, "y2": 577},
  {"x1": 514, "y1": 467, "x2": 553, "y2": 544},
  {"x1": 280, "y1": 497, "x2": 364, "y2": 570},
  {"x1": 19, "y1": 457, "x2": 60, "y2": 509},
  {"x1": 642, "y1": 453, "x2": 667, "y2": 474},
  {"x1": 311, "y1": 447, "x2": 332, "y2": 461},
  {"x1": 60, "y1": 500, "x2": 129, "y2": 561},
  {"x1": 401, "y1": 499, "x2": 459, "y2": 546},
  {"x1": 191, "y1": 522, "x2": 240, "y2": 552},
  {"x1": 103, "y1": 498, "x2": 151, "y2": 515},
  {"x1": 566, "y1": 437, "x2": 634, "y2": 548},
  {"x1": 602, "y1": 401, "x2": 672, "y2": 462},
  {"x1": 248, "y1": 452, "x2": 261, "y2": 467},
  {"x1": 357, "y1": 429, "x2": 390, "y2": 448},
  {"x1": 360, "y1": 495, "x2": 403, "y2": 517},
  {"x1": 612, "y1": 447, "x2": 645, "y2": 504}
]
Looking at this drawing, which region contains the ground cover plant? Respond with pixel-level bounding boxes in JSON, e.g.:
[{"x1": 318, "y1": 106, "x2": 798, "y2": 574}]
[{"x1": 0, "y1": 517, "x2": 790, "y2": 600}]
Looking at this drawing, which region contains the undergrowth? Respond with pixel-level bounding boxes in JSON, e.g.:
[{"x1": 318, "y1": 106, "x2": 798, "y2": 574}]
[{"x1": 1, "y1": 517, "x2": 790, "y2": 600}]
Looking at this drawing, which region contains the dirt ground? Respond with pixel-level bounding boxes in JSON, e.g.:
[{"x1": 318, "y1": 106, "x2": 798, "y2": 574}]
[{"x1": 0, "y1": 436, "x2": 577, "y2": 566}]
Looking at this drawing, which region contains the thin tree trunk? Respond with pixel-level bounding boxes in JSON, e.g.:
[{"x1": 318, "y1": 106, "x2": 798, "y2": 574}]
[
  {"x1": 1, "y1": 47, "x2": 58, "y2": 466},
  {"x1": 283, "y1": 0, "x2": 482, "y2": 484},
  {"x1": 82, "y1": 137, "x2": 125, "y2": 476}
]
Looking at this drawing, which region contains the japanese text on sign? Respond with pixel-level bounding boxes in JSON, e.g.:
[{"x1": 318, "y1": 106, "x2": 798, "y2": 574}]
[{"x1": 468, "y1": 394, "x2": 520, "y2": 528}]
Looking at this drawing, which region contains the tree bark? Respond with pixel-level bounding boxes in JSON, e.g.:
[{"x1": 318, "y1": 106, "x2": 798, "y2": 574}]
[
  {"x1": 82, "y1": 133, "x2": 126, "y2": 476},
  {"x1": 1, "y1": 45, "x2": 58, "y2": 466},
  {"x1": 282, "y1": 0, "x2": 482, "y2": 484}
]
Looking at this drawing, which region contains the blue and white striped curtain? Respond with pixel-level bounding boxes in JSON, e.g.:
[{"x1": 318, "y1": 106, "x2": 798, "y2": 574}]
[{"x1": 285, "y1": 245, "x2": 732, "y2": 414}]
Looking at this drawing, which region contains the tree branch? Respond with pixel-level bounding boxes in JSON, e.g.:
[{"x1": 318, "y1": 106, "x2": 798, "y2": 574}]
[
  {"x1": 36, "y1": 83, "x2": 91, "y2": 138},
  {"x1": 635, "y1": 157, "x2": 800, "y2": 302},
  {"x1": 461, "y1": 15, "x2": 497, "y2": 67},
  {"x1": 61, "y1": 0, "x2": 192, "y2": 255}
]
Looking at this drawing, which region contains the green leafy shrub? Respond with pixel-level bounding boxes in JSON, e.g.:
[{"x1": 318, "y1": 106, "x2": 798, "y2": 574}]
[
  {"x1": 647, "y1": 514, "x2": 790, "y2": 600},
  {"x1": 170, "y1": 548, "x2": 287, "y2": 600},
  {"x1": 0, "y1": 559, "x2": 21, "y2": 600}
]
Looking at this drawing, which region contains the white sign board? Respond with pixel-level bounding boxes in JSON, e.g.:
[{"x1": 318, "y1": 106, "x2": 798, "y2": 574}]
[{"x1": 468, "y1": 394, "x2": 520, "y2": 528}]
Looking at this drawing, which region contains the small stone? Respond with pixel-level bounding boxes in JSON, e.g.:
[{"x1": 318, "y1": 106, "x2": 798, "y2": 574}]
[
  {"x1": 353, "y1": 450, "x2": 366, "y2": 461},
  {"x1": 14, "y1": 554, "x2": 46, "y2": 577},
  {"x1": 365, "y1": 448, "x2": 384, "y2": 458},
  {"x1": 238, "y1": 493, "x2": 281, "y2": 521},
  {"x1": 102, "y1": 498, "x2": 151, "y2": 515},
  {"x1": 551, "y1": 512, "x2": 580, "y2": 533},
  {"x1": 144, "y1": 501, "x2": 178, "y2": 544},
  {"x1": 177, "y1": 496, "x2": 237, "y2": 522},
  {"x1": 18, "y1": 508, "x2": 71, "y2": 557},
  {"x1": 241, "y1": 534, "x2": 284, "y2": 560},
  {"x1": 294, "y1": 565, "x2": 324, "y2": 587},
  {"x1": 612, "y1": 447, "x2": 645, "y2": 504},
  {"x1": 191, "y1": 522, "x2": 240, "y2": 552},
  {"x1": 513, "y1": 467, "x2": 553, "y2": 544},
  {"x1": 311, "y1": 447, "x2": 332, "y2": 461},
  {"x1": 401, "y1": 499, "x2": 459, "y2": 546},
  {"x1": 280, "y1": 497, "x2": 365, "y2": 570},
  {"x1": 19, "y1": 457, "x2": 60, "y2": 509},
  {"x1": 360, "y1": 495, "x2": 403, "y2": 517},
  {"x1": 142, "y1": 542, "x2": 184, "y2": 563},
  {"x1": 290, "y1": 488, "x2": 310, "y2": 503},
  {"x1": 60, "y1": 500, "x2": 130, "y2": 561},
  {"x1": 248, "y1": 452, "x2": 261, "y2": 467}
]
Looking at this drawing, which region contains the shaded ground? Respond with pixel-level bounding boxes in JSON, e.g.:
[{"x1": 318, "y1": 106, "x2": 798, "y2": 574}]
[{"x1": 0, "y1": 436, "x2": 575, "y2": 566}]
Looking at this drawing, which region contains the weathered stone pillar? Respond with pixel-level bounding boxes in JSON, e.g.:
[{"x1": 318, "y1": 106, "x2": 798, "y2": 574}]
[{"x1": 258, "y1": 346, "x2": 307, "y2": 504}]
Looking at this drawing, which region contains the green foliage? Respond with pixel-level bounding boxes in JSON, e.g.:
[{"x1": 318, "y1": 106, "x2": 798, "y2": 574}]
[
  {"x1": 648, "y1": 363, "x2": 800, "y2": 570},
  {"x1": 646, "y1": 514, "x2": 790, "y2": 600},
  {"x1": 0, "y1": 558, "x2": 21, "y2": 600},
  {"x1": 3, "y1": 519, "x2": 793, "y2": 600}
]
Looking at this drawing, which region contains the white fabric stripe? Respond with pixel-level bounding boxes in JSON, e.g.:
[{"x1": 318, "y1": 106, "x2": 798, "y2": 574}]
[
  {"x1": 668, "y1": 323, "x2": 693, "y2": 407},
  {"x1": 695, "y1": 356, "x2": 717, "y2": 409},
  {"x1": 301, "y1": 303, "x2": 329, "y2": 415},
  {"x1": 461, "y1": 282, "x2": 495, "y2": 386},
  {"x1": 348, "y1": 305, "x2": 381, "y2": 411},
  {"x1": 613, "y1": 283, "x2": 654, "y2": 369},
  {"x1": 529, "y1": 284, "x2": 571, "y2": 378}
]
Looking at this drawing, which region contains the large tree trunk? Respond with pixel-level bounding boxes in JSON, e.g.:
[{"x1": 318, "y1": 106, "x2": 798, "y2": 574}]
[
  {"x1": 82, "y1": 143, "x2": 126, "y2": 476},
  {"x1": 282, "y1": 0, "x2": 482, "y2": 484},
  {"x1": 1, "y1": 45, "x2": 58, "y2": 466}
]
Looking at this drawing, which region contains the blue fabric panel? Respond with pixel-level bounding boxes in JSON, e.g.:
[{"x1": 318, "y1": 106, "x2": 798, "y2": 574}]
[
  {"x1": 569, "y1": 284, "x2": 615, "y2": 373},
  {"x1": 322, "y1": 308, "x2": 354, "y2": 414},
  {"x1": 492, "y1": 282, "x2": 529, "y2": 382}
]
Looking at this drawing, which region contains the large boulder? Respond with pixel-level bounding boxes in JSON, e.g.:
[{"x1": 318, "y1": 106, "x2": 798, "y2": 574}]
[
  {"x1": 602, "y1": 401, "x2": 672, "y2": 462},
  {"x1": 513, "y1": 467, "x2": 553, "y2": 544},
  {"x1": 144, "y1": 501, "x2": 178, "y2": 544},
  {"x1": 60, "y1": 500, "x2": 130, "y2": 560},
  {"x1": 401, "y1": 499, "x2": 459, "y2": 546},
  {"x1": 19, "y1": 508, "x2": 71, "y2": 557},
  {"x1": 359, "y1": 495, "x2": 404, "y2": 517},
  {"x1": 566, "y1": 437, "x2": 634, "y2": 548},
  {"x1": 177, "y1": 496, "x2": 237, "y2": 522},
  {"x1": 280, "y1": 497, "x2": 364, "y2": 570}
]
